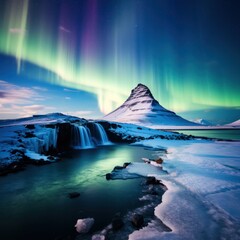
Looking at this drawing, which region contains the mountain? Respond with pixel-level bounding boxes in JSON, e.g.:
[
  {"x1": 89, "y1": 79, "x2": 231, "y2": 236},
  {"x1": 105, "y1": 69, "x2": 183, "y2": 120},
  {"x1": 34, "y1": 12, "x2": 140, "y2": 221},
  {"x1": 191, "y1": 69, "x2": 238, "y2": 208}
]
[
  {"x1": 103, "y1": 83, "x2": 198, "y2": 127},
  {"x1": 226, "y1": 119, "x2": 240, "y2": 127},
  {"x1": 194, "y1": 118, "x2": 213, "y2": 126}
]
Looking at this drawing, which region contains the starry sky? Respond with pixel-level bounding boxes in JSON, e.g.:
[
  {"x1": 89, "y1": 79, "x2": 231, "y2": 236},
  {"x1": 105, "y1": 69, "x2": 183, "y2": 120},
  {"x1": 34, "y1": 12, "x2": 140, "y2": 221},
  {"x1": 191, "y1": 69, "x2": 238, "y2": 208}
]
[{"x1": 0, "y1": 0, "x2": 239, "y2": 124}]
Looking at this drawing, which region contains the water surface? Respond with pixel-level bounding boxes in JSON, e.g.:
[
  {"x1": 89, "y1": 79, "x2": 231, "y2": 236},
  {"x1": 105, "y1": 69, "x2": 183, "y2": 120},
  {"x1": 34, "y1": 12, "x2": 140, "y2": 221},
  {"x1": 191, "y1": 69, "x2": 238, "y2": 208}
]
[
  {"x1": 176, "y1": 129, "x2": 240, "y2": 140},
  {"x1": 0, "y1": 145, "x2": 158, "y2": 240}
]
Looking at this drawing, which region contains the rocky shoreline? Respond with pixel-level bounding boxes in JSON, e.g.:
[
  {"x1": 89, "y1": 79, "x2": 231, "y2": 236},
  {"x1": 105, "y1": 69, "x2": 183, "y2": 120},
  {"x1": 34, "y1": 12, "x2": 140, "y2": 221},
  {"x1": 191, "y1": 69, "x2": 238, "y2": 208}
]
[{"x1": 74, "y1": 155, "x2": 169, "y2": 240}]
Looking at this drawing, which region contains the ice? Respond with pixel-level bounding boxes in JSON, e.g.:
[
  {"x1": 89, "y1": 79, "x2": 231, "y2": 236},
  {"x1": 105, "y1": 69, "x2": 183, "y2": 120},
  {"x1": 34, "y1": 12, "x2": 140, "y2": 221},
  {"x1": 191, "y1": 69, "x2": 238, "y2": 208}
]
[
  {"x1": 128, "y1": 139, "x2": 240, "y2": 239},
  {"x1": 25, "y1": 150, "x2": 48, "y2": 161},
  {"x1": 127, "y1": 162, "x2": 164, "y2": 177},
  {"x1": 75, "y1": 218, "x2": 95, "y2": 233}
]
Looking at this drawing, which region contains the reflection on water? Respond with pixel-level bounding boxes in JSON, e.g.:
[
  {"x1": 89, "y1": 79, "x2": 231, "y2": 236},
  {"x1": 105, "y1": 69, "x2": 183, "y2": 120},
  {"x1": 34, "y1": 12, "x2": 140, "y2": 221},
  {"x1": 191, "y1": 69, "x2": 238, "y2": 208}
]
[{"x1": 0, "y1": 145, "x2": 158, "y2": 240}]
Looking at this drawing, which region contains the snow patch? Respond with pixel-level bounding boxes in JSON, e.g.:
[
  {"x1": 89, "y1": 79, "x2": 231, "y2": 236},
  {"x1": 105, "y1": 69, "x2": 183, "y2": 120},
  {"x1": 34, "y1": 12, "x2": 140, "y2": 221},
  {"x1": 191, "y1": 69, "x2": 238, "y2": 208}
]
[{"x1": 75, "y1": 218, "x2": 95, "y2": 233}]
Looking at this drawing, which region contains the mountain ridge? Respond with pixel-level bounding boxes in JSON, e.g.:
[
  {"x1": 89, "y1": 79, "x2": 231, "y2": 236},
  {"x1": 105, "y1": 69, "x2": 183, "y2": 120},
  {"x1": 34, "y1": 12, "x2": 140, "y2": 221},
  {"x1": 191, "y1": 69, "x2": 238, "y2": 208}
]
[{"x1": 103, "y1": 83, "x2": 198, "y2": 127}]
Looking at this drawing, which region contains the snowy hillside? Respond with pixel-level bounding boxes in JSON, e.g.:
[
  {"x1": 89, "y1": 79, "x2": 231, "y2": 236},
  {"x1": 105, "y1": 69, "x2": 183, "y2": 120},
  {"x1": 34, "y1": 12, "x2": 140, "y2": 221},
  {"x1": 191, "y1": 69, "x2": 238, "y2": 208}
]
[
  {"x1": 103, "y1": 84, "x2": 198, "y2": 128},
  {"x1": 0, "y1": 112, "x2": 81, "y2": 127},
  {"x1": 226, "y1": 119, "x2": 240, "y2": 127}
]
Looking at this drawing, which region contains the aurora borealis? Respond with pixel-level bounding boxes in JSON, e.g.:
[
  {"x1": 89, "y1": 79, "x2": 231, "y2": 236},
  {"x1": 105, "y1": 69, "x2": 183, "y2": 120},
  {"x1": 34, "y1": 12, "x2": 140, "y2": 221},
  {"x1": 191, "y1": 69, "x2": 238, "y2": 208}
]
[{"x1": 0, "y1": 0, "x2": 239, "y2": 122}]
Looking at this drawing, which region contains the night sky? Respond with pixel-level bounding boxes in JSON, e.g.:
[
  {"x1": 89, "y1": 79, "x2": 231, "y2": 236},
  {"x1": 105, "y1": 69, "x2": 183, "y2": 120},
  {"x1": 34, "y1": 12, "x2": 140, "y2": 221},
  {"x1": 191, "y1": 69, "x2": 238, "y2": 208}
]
[{"x1": 0, "y1": 0, "x2": 239, "y2": 124}]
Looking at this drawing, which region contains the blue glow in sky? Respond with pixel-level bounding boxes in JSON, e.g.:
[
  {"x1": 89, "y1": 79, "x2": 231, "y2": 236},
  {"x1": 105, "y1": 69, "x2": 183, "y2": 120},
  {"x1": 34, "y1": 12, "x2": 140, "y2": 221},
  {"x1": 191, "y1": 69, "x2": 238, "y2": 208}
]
[{"x1": 0, "y1": 0, "x2": 239, "y2": 123}]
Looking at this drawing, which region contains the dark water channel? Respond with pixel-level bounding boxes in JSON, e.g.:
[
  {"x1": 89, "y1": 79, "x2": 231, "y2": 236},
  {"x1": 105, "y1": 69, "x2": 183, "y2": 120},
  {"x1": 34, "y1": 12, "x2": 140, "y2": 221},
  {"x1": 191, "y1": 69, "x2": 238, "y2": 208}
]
[{"x1": 0, "y1": 145, "x2": 159, "y2": 240}]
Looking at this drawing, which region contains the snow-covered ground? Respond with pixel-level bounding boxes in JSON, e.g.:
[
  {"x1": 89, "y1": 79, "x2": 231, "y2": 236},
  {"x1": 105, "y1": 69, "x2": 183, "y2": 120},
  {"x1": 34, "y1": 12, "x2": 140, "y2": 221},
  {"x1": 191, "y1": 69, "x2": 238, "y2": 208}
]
[{"x1": 125, "y1": 139, "x2": 240, "y2": 239}]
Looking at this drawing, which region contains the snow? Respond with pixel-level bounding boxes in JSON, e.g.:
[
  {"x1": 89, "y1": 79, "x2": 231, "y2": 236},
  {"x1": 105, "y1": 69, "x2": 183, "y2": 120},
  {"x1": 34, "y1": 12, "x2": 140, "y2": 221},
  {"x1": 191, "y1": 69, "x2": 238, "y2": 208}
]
[
  {"x1": 103, "y1": 84, "x2": 198, "y2": 127},
  {"x1": 25, "y1": 150, "x2": 49, "y2": 161},
  {"x1": 226, "y1": 119, "x2": 240, "y2": 127},
  {"x1": 109, "y1": 122, "x2": 178, "y2": 139},
  {"x1": 127, "y1": 162, "x2": 164, "y2": 176},
  {"x1": 128, "y1": 139, "x2": 240, "y2": 239},
  {"x1": 0, "y1": 112, "x2": 83, "y2": 127},
  {"x1": 75, "y1": 218, "x2": 95, "y2": 233}
]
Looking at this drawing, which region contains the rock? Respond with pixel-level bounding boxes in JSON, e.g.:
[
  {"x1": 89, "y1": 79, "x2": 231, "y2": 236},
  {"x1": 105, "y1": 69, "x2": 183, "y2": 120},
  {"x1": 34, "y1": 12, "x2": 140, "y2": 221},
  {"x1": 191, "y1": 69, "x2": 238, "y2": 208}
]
[
  {"x1": 123, "y1": 162, "x2": 131, "y2": 168},
  {"x1": 68, "y1": 192, "x2": 80, "y2": 199},
  {"x1": 92, "y1": 234, "x2": 105, "y2": 240},
  {"x1": 131, "y1": 214, "x2": 144, "y2": 228},
  {"x1": 113, "y1": 166, "x2": 124, "y2": 171},
  {"x1": 155, "y1": 158, "x2": 163, "y2": 164},
  {"x1": 146, "y1": 176, "x2": 160, "y2": 185},
  {"x1": 75, "y1": 218, "x2": 94, "y2": 233},
  {"x1": 47, "y1": 155, "x2": 55, "y2": 161},
  {"x1": 106, "y1": 173, "x2": 112, "y2": 180},
  {"x1": 112, "y1": 216, "x2": 124, "y2": 230},
  {"x1": 25, "y1": 124, "x2": 35, "y2": 129}
]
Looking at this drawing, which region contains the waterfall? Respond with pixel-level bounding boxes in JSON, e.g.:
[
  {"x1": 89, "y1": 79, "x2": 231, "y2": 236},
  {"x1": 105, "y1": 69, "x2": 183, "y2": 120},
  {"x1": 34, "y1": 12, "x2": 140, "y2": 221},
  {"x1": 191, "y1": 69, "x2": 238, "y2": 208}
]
[
  {"x1": 71, "y1": 125, "x2": 94, "y2": 149},
  {"x1": 71, "y1": 123, "x2": 110, "y2": 149},
  {"x1": 94, "y1": 123, "x2": 109, "y2": 145}
]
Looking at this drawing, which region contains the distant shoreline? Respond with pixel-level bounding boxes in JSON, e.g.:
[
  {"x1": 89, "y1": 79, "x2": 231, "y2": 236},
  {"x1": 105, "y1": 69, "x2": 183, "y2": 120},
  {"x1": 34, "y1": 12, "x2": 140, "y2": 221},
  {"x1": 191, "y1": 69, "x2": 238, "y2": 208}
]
[{"x1": 157, "y1": 127, "x2": 240, "y2": 131}]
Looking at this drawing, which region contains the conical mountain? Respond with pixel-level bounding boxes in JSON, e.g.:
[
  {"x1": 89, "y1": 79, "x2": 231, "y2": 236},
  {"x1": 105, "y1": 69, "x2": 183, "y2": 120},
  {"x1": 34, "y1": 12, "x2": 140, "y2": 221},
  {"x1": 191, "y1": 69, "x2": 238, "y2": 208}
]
[{"x1": 103, "y1": 83, "x2": 198, "y2": 127}]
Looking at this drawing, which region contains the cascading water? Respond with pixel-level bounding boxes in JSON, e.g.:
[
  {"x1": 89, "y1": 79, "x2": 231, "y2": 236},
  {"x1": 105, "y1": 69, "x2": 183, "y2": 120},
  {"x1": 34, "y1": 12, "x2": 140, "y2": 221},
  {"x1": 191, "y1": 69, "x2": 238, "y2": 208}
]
[
  {"x1": 94, "y1": 123, "x2": 109, "y2": 145},
  {"x1": 71, "y1": 123, "x2": 110, "y2": 149},
  {"x1": 71, "y1": 125, "x2": 94, "y2": 149},
  {"x1": 25, "y1": 123, "x2": 110, "y2": 153}
]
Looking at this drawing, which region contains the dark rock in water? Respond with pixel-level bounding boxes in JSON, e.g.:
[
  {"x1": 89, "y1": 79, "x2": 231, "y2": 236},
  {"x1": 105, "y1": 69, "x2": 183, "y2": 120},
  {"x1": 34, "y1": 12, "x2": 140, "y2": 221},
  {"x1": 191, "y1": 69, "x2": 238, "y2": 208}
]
[
  {"x1": 47, "y1": 155, "x2": 55, "y2": 161},
  {"x1": 146, "y1": 176, "x2": 160, "y2": 185},
  {"x1": 131, "y1": 214, "x2": 144, "y2": 228},
  {"x1": 113, "y1": 166, "x2": 124, "y2": 171},
  {"x1": 68, "y1": 192, "x2": 80, "y2": 199},
  {"x1": 106, "y1": 173, "x2": 112, "y2": 180},
  {"x1": 123, "y1": 162, "x2": 131, "y2": 168},
  {"x1": 112, "y1": 216, "x2": 124, "y2": 230}
]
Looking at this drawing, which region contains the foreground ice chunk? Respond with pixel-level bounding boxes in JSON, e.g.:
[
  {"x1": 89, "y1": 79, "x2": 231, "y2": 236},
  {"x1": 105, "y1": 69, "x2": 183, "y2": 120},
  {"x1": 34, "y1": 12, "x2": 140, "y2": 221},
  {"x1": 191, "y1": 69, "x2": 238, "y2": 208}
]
[{"x1": 75, "y1": 218, "x2": 94, "y2": 233}]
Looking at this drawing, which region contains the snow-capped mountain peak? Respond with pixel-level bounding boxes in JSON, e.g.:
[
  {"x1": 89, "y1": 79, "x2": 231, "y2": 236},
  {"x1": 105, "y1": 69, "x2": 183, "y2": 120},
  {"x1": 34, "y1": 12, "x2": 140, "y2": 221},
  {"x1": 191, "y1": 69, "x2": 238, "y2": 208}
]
[{"x1": 103, "y1": 83, "x2": 198, "y2": 127}]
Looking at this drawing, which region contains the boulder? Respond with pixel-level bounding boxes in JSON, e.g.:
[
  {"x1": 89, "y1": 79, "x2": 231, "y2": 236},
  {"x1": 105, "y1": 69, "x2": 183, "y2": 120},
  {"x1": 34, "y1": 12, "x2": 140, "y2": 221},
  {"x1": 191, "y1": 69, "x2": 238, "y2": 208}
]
[
  {"x1": 113, "y1": 166, "x2": 124, "y2": 171},
  {"x1": 123, "y1": 162, "x2": 131, "y2": 168},
  {"x1": 106, "y1": 173, "x2": 112, "y2": 180},
  {"x1": 131, "y1": 214, "x2": 144, "y2": 228},
  {"x1": 146, "y1": 176, "x2": 160, "y2": 185},
  {"x1": 75, "y1": 218, "x2": 94, "y2": 233},
  {"x1": 155, "y1": 158, "x2": 163, "y2": 164},
  {"x1": 92, "y1": 234, "x2": 105, "y2": 240}
]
